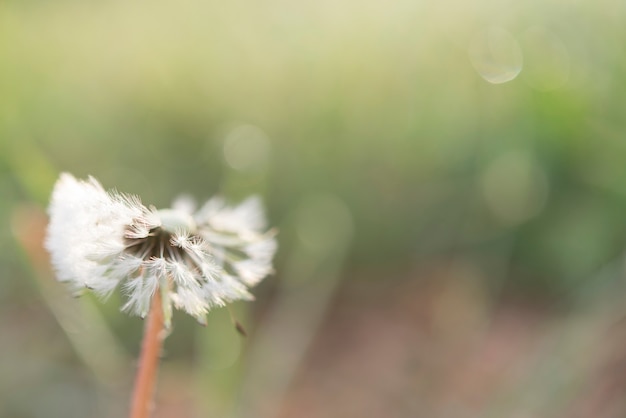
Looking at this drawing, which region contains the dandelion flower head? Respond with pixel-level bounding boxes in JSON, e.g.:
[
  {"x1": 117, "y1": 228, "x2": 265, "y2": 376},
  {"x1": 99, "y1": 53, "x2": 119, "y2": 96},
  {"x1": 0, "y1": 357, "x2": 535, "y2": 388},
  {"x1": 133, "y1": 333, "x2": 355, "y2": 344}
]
[{"x1": 45, "y1": 173, "x2": 277, "y2": 326}]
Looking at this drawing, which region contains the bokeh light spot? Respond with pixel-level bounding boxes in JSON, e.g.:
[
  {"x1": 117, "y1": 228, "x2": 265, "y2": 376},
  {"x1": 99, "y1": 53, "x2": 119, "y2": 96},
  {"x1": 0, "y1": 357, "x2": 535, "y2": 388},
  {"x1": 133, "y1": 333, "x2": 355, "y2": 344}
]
[
  {"x1": 223, "y1": 124, "x2": 271, "y2": 172},
  {"x1": 295, "y1": 194, "x2": 353, "y2": 254},
  {"x1": 469, "y1": 27, "x2": 523, "y2": 84},
  {"x1": 481, "y1": 151, "x2": 549, "y2": 225}
]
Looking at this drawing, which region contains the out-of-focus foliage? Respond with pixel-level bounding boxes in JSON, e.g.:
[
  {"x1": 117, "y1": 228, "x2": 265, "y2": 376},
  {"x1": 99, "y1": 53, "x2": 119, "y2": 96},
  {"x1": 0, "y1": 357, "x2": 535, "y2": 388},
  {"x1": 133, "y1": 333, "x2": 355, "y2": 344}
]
[{"x1": 3, "y1": 0, "x2": 626, "y2": 417}]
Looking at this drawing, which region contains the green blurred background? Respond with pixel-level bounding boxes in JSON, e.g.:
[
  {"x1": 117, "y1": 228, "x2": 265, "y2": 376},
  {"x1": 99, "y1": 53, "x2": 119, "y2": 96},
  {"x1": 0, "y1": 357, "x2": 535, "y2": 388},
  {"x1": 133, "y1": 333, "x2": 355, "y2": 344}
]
[{"x1": 3, "y1": 0, "x2": 626, "y2": 417}]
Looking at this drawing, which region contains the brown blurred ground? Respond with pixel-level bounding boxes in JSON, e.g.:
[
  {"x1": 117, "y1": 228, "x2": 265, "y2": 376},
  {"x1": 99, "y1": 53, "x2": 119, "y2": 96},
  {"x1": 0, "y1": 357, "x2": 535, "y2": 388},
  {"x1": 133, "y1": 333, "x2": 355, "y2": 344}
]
[{"x1": 269, "y1": 266, "x2": 626, "y2": 418}]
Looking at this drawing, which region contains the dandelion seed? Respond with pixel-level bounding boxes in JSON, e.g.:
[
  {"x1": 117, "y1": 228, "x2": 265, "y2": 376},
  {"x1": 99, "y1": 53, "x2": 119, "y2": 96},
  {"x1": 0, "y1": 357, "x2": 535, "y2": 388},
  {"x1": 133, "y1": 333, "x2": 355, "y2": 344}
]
[{"x1": 45, "y1": 173, "x2": 277, "y2": 327}]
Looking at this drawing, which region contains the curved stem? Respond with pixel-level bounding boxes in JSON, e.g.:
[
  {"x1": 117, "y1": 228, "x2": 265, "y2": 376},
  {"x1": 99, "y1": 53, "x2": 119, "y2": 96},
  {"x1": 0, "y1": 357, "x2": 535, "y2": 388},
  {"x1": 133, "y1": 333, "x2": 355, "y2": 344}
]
[{"x1": 130, "y1": 291, "x2": 165, "y2": 418}]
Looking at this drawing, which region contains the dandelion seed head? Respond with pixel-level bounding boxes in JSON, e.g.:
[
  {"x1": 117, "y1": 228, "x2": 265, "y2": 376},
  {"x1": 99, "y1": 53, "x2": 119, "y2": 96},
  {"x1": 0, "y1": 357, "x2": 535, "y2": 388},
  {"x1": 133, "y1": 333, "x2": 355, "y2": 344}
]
[{"x1": 45, "y1": 173, "x2": 277, "y2": 325}]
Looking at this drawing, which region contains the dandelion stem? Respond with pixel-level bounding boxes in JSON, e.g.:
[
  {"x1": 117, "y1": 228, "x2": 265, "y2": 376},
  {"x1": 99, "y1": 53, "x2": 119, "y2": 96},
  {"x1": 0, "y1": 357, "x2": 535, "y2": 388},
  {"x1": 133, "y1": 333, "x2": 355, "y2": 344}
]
[{"x1": 130, "y1": 290, "x2": 164, "y2": 418}]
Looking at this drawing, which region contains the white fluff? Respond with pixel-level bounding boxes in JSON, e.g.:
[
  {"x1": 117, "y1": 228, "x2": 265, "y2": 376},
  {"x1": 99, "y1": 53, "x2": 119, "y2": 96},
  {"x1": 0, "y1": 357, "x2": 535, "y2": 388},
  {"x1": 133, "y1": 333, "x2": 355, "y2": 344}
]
[{"x1": 45, "y1": 173, "x2": 277, "y2": 324}]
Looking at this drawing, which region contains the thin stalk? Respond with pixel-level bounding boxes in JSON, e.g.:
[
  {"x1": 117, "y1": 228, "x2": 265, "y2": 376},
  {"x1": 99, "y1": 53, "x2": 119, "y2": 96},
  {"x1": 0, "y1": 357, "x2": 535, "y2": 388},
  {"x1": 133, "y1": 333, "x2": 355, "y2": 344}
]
[{"x1": 130, "y1": 290, "x2": 165, "y2": 418}]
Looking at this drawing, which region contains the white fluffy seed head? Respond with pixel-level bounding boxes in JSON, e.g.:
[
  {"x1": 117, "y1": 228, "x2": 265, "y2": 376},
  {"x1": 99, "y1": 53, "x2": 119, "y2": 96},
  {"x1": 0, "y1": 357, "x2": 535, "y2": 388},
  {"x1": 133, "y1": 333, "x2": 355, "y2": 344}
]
[{"x1": 45, "y1": 173, "x2": 278, "y2": 325}]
